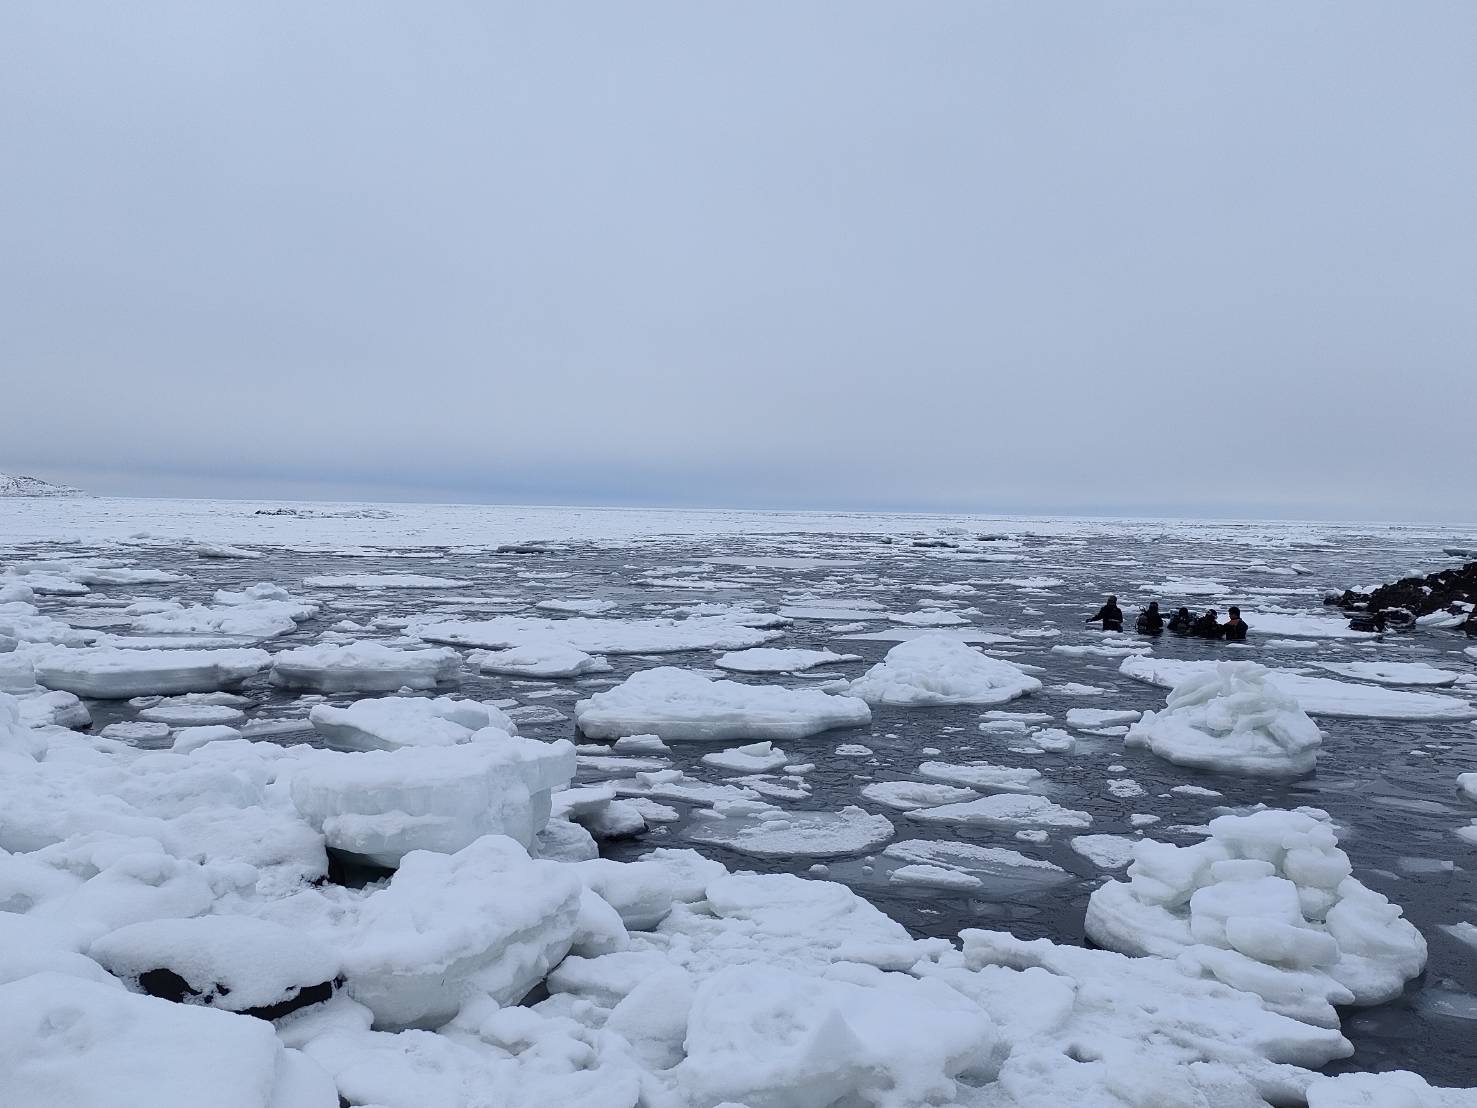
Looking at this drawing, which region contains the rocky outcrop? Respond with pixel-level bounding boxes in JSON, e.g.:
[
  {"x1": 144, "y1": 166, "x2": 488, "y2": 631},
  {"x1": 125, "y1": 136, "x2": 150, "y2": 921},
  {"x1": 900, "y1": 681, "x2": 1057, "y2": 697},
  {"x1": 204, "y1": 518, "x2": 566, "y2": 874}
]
[{"x1": 1326, "y1": 560, "x2": 1477, "y2": 622}]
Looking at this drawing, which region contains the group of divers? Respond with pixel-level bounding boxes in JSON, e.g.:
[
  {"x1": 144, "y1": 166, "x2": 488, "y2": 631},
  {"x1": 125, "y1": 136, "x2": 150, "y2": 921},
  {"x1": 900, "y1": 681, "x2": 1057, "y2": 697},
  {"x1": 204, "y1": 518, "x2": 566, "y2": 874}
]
[{"x1": 1086, "y1": 596, "x2": 1249, "y2": 641}]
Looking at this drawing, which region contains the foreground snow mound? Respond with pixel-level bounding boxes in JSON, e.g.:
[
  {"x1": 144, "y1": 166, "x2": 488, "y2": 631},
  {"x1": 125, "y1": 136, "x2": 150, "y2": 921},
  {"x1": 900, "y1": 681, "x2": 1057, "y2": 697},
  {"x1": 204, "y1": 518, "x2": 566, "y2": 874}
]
[
  {"x1": 288, "y1": 735, "x2": 575, "y2": 866},
  {"x1": 33, "y1": 646, "x2": 271, "y2": 698},
  {"x1": 1085, "y1": 809, "x2": 1428, "y2": 1027},
  {"x1": 1306, "y1": 1070, "x2": 1477, "y2": 1106},
  {"x1": 839, "y1": 634, "x2": 1041, "y2": 707},
  {"x1": 415, "y1": 613, "x2": 783, "y2": 655},
  {"x1": 575, "y1": 667, "x2": 870, "y2": 742},
  {"x1": 469, "y1": 642, "x2": 611, "y2": 678},
  {"x1": 0, "y1": 973, "x2": 337, "y2": 1107},
  {"x1": 1125, "y1": 661, "x2": 1323, "y2": 776},
  {"x1": 340, "y1": 836, "x2": 583, "y2": 1028},
  {"x1": 308, "y1": 696, "x2": 517, "y2": 752},
  {"x1": 270, "y1": 642, "x2": 462, "y2": 693}
]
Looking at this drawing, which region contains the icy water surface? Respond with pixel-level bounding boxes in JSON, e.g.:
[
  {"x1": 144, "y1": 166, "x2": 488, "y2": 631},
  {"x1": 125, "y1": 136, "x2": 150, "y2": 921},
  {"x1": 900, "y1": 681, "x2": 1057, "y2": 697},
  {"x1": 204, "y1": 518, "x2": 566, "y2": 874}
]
[{"x1": 8, "y1": 513, "x2": 1477, "y2": 1084}]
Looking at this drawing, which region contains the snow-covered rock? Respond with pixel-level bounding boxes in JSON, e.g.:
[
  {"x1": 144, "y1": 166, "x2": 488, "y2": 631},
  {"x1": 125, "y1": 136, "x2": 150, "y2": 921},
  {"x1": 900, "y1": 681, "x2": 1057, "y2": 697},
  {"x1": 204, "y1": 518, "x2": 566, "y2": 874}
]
[
  {"x1": 1085, "y1": 808, "x2": 1427, "y2": 1027},
  {"x1": 33, "y1": 647, "x2": 271, "y2": 698},
  {"x1": 1125, "y1": 661, "x2": 1324, "y2": 776},
  {"x1": 838, "y1": 634, "x2": 1042, "y2": 707},
  {"x1": 0, "y1": 472, "x2": 88, "y2": 497},
  {"x1": 308, "y1": 695, "x2": 517, "y2": 752},
  {"x1": 575, "y1": 667, "x2": 870, "y2": 742},
  {"x1": 269, "y1": 642, "x2": 462, "y2": 693}
]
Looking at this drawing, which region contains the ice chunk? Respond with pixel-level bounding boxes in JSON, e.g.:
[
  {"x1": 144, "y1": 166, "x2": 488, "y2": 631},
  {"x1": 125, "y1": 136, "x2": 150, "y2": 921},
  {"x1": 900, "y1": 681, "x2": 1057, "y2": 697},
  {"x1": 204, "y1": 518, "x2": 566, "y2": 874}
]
[
  {"x1": 1121, "y1": 655, "x2": 1477, "y2": 721},
  {"x1": 917, "y1": 760, "x2": 1042, "y2": 793},
  {"x1": 308, "y1": 695, "x2": 517, "y2": 752},
  {"x1": 575, "y1": 666, "x2": 870, "y2": 742},
  {"x1": 1125, "y1": 661, "x2": 1323, "y2": 776},
  {"x1": 1310, "y1": 660, "x2": 1462, "y2": 687},
  {"x1": 1071, "y1": 834, "x2": 1138, "y2": 869},
  {"x1": 469, "y1": 642, "x2": 612, "y2": 678},
  {"x1": 416, "y1": 613, "x2": 783, "y2": 654},
  {"x1": 689, "y1": 800, "x2": 894, "y2": 859},
  {"x1": 269, "y1": 642, "x2": 462, "y2": 693},
  {"x1": 1085, "y1": 808, "x2": 1427, "y2": 1027},
  {"x1": 34, "y1": 647, "x2": 271, "y2": 698},
  {"x1": 906, "y1": 793, "x2": 1091, "y2": 830},
  {"x1": 1065, "y1": 707, "x2": 1141, "y2": 728},
  {"x1": 304, "y1": 573, "x2": 468, "y2": 589},
  {"x1": 288, "y1": 734, "x2": 574, "y2": 866},
  {"x1": 340, "y1": 836, "x2": 582, "y2": 1027},
  {"x1": 838, "y1": 635, "x2": 1041, "y2": 707},
  {"x1": 714, "y1": 647, "x2": 861, "y2": 673},
  {"x1": 91, "y1": 916, "x2": 339, "y2": 1016},
  {"x1": 860, "y1": 780, "x2": 978, "y2": 810},
  {"x1": 701, "y1": 741, "x2": 789, "y2": 772}
]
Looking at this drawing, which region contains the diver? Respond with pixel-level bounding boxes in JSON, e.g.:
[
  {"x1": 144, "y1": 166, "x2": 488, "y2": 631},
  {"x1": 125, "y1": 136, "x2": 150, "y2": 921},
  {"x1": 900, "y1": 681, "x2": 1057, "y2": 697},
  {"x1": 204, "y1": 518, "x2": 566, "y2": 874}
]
[
  {"x1": 1192, "y1": 608, "x2": 1224, "y2": 639},
  {"x1": 1222, "y1": 606, "x2": 1249, "y2": 642},
  {"x1": 1135, "y1": 601, "x2": 1164, "y2": 635},
  {"x1": 1086, "y1": 595, "x2": 1124, "y2": 632},
  {"x1": 1167, "y1": 606, "x2": 1194, "y2": 635}
]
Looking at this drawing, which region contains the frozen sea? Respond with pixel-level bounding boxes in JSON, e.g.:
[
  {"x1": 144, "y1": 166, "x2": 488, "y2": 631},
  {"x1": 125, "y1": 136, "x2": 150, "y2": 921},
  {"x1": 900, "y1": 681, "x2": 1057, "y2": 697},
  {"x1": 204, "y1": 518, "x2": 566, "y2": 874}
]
[{"x1": 4, "y1": 496, "x2": 1477, "y2": 1095}]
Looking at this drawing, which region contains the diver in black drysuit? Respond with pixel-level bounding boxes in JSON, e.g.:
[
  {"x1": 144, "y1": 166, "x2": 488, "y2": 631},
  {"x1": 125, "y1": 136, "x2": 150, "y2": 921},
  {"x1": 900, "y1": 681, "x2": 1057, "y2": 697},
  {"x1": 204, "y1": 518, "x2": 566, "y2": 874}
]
[
  {"x1": 1167, "y1": 606, "x2": 1194, "y2": 635},
  {"x1": 1222, "y1": 606, "x2": 1249, "y2": 642},
  {"x1": 1135, "y1": 601, "x2": 1164, "y2": 635},
  {"x1": 1086, "y1": 595, "x2": 1124, "y2": 632},
  {"x1": 1192, "y1": 609, "x2": 1224, "y2": 639}
]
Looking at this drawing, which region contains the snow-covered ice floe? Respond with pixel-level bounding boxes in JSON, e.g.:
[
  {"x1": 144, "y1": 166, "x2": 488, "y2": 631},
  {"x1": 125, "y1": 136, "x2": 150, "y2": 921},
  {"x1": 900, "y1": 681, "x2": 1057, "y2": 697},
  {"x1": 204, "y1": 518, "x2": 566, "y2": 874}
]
[
  {"x1": 1309, "y1": 660, "x2": 1462, "y2": 687},
  {"x1": 269, "y1": 642, "x2": 463, "y2": 693},
  {"x1": 469, "y1": 642, "x2": 611, "y2": 678},
  {"x1": 303, "y1": 573, "x2": 468, "y2": 589},
  {"x1": 308, "y1": 695, "x2": 518, "y2": 751},
  {"x1": 33, "y1": 646, "x2": 271, "y2": 698},
  {"x1": 713, "y1": 647, "x2": 860, "y2": 673},
  {"x1": 288, "y1": 734, "x2": 574, "y2": 867},
  {"x1": 414, "y1": 614, "x2": 782, "y2": 654},
  {"x1": 1086, "y1": 808, "x2": 1427, "y2": 1028},
  {"x1": 688, "y1": 798, "x2": 894, "y2": 859},
  {"x1": 836, "y1": 634, "x2": 1041, "y2": 707},
  {"x1": 574, "y1": 666, "x2": 870, "y2": 742},
  {"x1": 1121, "y1": 655, "x2": 1477, "y2": 721},
  {"x1": 1125, "y1": 661, "x2": 1324, "y2": 776}
]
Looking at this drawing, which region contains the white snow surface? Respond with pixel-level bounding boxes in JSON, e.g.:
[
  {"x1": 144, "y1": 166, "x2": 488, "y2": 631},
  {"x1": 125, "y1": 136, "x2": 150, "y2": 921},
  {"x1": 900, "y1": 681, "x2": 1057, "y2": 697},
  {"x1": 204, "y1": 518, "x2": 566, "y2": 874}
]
[
  {"x1": 1125, "y1": 661, "x2": 1324, "y2": 776},
  {"x1": 838, "y1": 634, "x2": 1041, "y2": 707},
  {"x1": 575, "y1": 666, "x2": 871, "y2": 742},
  {"x1": 469, "y1": 643, "x2": 611, "y2": 678},
  {"x1": 1086, "y1": 808, "x2": 1428, "y2": 1028}
]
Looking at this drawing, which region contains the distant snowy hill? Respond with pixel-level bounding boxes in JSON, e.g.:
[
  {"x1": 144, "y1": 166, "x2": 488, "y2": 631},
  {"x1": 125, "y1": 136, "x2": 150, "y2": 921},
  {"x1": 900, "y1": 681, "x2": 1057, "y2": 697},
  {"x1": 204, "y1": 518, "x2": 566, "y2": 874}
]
[{"x1": 0, "y1": 473, "x2": 89, "y2": 498}]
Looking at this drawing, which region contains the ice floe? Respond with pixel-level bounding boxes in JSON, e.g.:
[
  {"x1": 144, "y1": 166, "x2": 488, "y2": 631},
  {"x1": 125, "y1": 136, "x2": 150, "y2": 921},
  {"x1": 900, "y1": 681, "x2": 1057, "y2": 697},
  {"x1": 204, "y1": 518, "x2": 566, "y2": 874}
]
[
  {"x1": 33, "y1": 647, "x2": 271, "y2": 698},
  {"x1": 308, "y1": 695, "x2": 517, "y2": 751},
  {"x1": 1125, "y1": 661, "x2": 1324, "y2": 776},
  {"x1": 415, "y1": 614, "x2": 782, "y2": 654},
  {"x1": 269, "y1": 643, "x2": 463, "y2": 693},
  {"x1": 1121, "y1": 655, "x2": 1477, "y2": 721},
  {"x1": 837, "y1": 634, "x2": 1041, "y2": 707},
  {"x1": 1086, "y1": 808, "x2": 1427, "y2": 1027},
  {"x1": 712, "y1": 647, "x2": 860, "y2": 673},
  {"x1": 574, "y1": 667, "x2": 870, "y2": 742}
]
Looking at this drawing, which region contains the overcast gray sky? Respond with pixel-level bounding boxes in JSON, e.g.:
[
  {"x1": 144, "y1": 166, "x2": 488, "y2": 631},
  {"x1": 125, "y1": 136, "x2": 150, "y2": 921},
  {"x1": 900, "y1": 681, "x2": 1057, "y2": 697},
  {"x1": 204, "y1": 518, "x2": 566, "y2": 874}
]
[{"x1": 2, "y1": 3, "x2": 1473, "y2": 522}]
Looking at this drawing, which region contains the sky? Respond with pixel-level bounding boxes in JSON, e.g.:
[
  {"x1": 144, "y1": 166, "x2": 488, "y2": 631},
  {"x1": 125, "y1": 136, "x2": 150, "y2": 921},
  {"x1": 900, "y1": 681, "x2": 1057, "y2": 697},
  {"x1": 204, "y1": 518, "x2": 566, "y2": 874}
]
[{"x1": 2, "y1": 3, "x2": 1474, "y2": 523}]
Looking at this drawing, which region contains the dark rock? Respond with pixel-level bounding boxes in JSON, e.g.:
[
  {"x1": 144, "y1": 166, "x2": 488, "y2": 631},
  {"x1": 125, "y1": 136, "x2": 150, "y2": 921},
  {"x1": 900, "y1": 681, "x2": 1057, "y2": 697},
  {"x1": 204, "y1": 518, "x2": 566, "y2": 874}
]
[{"x1": 1326, "y1": 560, "x2": 1477, "y2": 620}]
